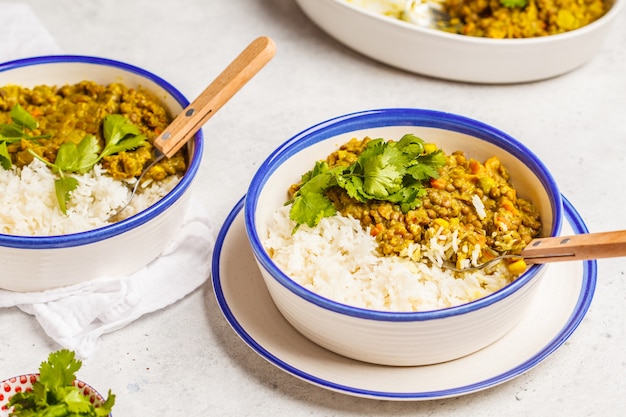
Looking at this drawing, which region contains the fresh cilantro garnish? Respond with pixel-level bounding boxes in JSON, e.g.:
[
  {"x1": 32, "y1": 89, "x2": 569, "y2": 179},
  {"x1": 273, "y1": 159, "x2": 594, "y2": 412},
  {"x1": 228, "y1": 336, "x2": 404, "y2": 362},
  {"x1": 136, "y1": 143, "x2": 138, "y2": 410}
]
[
  {"x1": 7, "y1": 349, "x2": 115, "y2": 417},
  {"x1": 500, "y1": 0, "x2": 528, "y2": 7},
  {"x1": 29, "y1": 114, "x2": 147, "y2": 214},
  {"x1": 288, "y1": 134, "x2": 447, "y2": 229},
  {"x1": 0, "y1": 104, "x2": 50, "y2": 169}
]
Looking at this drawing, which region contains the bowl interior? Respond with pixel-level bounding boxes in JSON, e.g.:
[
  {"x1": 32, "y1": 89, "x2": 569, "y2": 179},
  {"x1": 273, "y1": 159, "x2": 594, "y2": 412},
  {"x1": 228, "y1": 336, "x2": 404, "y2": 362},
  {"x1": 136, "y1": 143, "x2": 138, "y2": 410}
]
[
  {"x1": 246, "y1": 109, "x2": 563, "y2": 317},
  {"x1": 251, "y1": 110, "x2": 561, "y2": 241},
  {"x1": 0, "y1": 56, "x2": 183, "y2": 111}
]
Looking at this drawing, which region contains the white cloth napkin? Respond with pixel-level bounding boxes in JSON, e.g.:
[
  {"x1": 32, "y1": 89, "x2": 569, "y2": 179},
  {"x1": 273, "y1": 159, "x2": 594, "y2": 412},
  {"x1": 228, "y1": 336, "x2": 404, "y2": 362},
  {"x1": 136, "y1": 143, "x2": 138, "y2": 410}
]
[
  {"x1": 0, "y1": 198, "x2": 215, "y2": 358},
  {"x1": 0, "y1": 4, "x2": 216, "y2": 358}
]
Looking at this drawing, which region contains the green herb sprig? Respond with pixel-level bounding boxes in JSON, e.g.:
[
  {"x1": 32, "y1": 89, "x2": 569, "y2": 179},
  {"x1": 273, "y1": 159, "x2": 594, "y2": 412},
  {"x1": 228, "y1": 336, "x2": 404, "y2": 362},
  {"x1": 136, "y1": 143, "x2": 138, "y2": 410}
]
[
  {"x1": 0, "y1": 104, "x2": 50, "y2": 169},
  {"x1": 30, "y1": 114, "x2": 147, "y2": 214},
  {"x1": 7, "y1": 349, "x2": 115, "y2": 417},
  {"x1": 500, "y1": 0, "x2": 528, "y2": 8},
  {"x1": 288, "y1": 134, "x2": 447, "y2": 230}
]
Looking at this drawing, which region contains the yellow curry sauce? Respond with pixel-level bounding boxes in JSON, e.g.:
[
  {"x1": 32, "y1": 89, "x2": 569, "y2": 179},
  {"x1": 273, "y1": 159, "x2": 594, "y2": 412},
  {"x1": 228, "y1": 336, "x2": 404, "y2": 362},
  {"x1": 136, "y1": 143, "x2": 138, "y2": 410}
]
[
  {"x1": 444, "y1": 0, "x2": 607, "y2": 39},
  {"x1": 293, "y1": 137, "x2": 542, "y2": 270},
  {"x1": 0, "y1": 81, "x2": 187, "y2": 182}
]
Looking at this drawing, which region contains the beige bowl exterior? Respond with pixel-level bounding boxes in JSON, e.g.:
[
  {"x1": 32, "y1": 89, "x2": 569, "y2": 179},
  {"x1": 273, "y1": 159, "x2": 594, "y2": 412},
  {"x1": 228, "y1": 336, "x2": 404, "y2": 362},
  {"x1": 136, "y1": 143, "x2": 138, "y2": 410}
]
[
  {"x1": 260, "y1": 263, "x2": 546, "y2": 366},
  {"x1": 0, "y1": 58, "x2": 200, "y2": 292},
  {"x1": 246, "y1": 114, "x2": 561, "y2": 366}
]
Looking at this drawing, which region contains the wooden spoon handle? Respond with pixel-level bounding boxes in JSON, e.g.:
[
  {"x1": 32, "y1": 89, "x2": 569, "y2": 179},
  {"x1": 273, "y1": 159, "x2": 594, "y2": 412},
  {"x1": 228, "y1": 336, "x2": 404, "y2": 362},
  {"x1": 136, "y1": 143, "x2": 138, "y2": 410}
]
[
  {"x1": 522, "y1": 230, "x2": 626, "y2": 263},
  {"x1": 153, "y1": 36, "x2": 276, "y2": 158}
]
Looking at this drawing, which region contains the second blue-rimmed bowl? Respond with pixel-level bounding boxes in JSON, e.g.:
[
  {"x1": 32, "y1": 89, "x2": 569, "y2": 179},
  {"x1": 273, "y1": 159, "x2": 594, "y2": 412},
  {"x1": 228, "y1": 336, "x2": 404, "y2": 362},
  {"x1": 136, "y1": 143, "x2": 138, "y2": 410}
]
[
  {"x1": 244, "y1": 108, "x2": 563, "y2": 366},
  {"x1": 0, "y1": 56, "x2": 203, "y2": 292}
]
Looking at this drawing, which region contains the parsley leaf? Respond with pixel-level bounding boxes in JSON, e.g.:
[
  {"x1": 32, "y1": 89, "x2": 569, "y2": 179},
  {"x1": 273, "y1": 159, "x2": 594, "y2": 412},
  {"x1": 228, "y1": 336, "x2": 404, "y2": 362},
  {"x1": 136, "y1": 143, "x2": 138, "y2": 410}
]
[
  {"x1": 7, "y1": 349, "x2": 116, "y2": 417},
  {"x1": 288, "y1": 134, "x2": 446, "y2": 229}
]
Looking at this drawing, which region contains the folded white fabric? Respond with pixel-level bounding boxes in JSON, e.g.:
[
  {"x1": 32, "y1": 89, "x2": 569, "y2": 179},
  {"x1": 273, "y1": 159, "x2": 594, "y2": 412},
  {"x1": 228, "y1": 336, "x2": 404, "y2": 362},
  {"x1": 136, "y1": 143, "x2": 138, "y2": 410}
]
[
  {"x1": 0, "y1": 3, "x2": 63, "y2": 62},
  {"x1": 0, "y1": 4, "x2": 216, "y2": 358},
  {"x1": 0, "y1": 199, "x2": 216, "y2": 358}
]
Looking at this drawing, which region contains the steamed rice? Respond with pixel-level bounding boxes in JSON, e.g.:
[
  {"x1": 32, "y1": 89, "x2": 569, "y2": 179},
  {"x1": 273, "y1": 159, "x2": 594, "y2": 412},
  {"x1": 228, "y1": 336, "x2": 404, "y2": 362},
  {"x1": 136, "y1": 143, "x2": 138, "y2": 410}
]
[
  {"x1": 264, "y1": 205, "x2": 514, "y2": 312},
  {"x1": 0, "y1": 158, "x2": 178, "y2": 236}
]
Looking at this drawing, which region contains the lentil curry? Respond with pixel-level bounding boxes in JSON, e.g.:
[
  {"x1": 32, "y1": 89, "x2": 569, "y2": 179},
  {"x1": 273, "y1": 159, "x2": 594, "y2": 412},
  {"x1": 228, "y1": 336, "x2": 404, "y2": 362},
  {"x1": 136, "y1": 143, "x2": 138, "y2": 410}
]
[
  {"x1": 289, "y1": 137, "x2": 542, "y2": 272},
  {"x1": 443, "y1": 0, "x2": 607, "y2": 39},
  {"x1": 0, "y1": 81, "x2": 187, "y2": 182}
]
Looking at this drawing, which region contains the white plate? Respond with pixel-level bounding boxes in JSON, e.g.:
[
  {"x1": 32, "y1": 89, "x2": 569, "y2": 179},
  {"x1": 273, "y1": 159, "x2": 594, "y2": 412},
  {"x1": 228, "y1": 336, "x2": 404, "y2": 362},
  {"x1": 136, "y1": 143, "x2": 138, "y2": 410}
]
[{"x1": 212, "y1": 195, "x2": 596, "y2": 400}]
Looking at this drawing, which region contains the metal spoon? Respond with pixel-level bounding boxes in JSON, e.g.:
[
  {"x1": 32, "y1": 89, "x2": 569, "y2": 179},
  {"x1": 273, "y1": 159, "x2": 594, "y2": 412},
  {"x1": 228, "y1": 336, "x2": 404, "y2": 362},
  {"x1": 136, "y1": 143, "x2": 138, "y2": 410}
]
[
  {"x1": 402, "y1": 0, "x2": 450, "y2": 29},
  {"x1": 108, "y1": 36, "x2": 276, "y2": 221},
  {"x1": 442, "y1": 230, "x2": 626, "y2": 272}
]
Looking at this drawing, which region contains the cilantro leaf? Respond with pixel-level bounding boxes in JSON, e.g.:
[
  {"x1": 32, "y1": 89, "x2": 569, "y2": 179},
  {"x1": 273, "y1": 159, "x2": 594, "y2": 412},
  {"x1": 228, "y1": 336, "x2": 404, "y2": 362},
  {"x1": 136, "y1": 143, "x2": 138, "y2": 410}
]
[
  {"x1": 27, "y1": 114, "x2": 147, "y2": 214},
  {"x1": 53, "y1": 142, "x2": 81, "y2": 173},
  {"x1": 500, "y1": 0, "x2": 528, "y2": 7},
  {"x1": 395, "y1": 133, "x2": 426, "y2": 156},
  {"x1": 0, "y1": 123, "x2": 25, "y2": 140},
  {"x1": 39, "y1": 350, "x2": 81, "y2": 391},
  {"x1": 288, "y1": 161, "x2": 340, "y2": 229},
  {"x1": 96, "y1": 391, "x2": 116, "y2": 417},
  {"x1": 7, "y1": 349, "x2": 115, "y2": 417},
  {"x1": 75, "y1": 134, "x2": 101, "y2": 173},
  {"x1": 338, "y1": 172, "x2": 368, "y2": 203},
  {"x1": 0, "y1": 141, "x2": 11, "y2": 169},
  {"x1": 54, "y1": 176, "x2": 79, "y2": 215},
  {"x1": 388, "y1": 183, "x2": 428, "y2": 212},
  {"x1": 407, "y1": 150, "x2": 447, "y2": 180},
  {"x1": 288, "y1": 135, "x2": 447, "y2": 229},
  {"x1": 100, "y1": 114, "x2": 147, "y2": 158},
  {"x1": 0, "y1": 104, "x2": 51, "y2": 170},
  {"x1": 10, "y1": 103, "x2": 39, "y2": 130},
  {"x1": 358, "y1": 141, "x2": 407, "y2": 198},
  {"x1": 290, "y1": 191, "x2": 336, "y2": 229},
  {"x1": 54, "y1": 135, "x2": 101, "y2": 174}
]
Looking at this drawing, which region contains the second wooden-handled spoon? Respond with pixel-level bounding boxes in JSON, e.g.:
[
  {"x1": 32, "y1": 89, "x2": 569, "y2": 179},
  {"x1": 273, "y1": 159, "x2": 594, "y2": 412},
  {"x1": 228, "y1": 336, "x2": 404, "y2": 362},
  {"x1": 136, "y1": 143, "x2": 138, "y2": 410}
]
[{"x1": 442, "y1": 229, "x2": 626, "y2": 272}]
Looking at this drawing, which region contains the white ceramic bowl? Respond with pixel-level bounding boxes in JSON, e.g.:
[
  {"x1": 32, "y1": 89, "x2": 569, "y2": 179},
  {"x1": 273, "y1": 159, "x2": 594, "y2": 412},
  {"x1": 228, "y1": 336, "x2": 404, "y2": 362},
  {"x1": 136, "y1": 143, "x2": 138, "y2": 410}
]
[
  {"x1": 0, "y1": 56, "x2": 203, "y2": 292},
  {"x1": 294, "y1": 0, "x2": 623, "y2": 83},
  {"x1": 245, "y1": 108, "x2": 563, "y2": 366}
]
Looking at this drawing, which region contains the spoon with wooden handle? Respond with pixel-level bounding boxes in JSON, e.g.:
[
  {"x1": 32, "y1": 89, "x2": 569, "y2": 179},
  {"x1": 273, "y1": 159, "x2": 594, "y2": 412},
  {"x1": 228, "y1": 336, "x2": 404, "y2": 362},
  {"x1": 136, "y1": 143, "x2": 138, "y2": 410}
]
[
  {"x1": 109, "y1": 36, "x2": 276, "y2": 220},
  {"x1": 443, "y1": 230, "x2": 626, "y2": 272}
]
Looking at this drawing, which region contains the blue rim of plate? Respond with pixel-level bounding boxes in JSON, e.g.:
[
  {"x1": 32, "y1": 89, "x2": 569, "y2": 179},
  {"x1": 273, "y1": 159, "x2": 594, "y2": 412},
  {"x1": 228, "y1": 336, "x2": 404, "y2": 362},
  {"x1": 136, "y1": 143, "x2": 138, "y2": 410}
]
[{"x1": 212, "y1": 195, "x2": 596, "y2": 400}]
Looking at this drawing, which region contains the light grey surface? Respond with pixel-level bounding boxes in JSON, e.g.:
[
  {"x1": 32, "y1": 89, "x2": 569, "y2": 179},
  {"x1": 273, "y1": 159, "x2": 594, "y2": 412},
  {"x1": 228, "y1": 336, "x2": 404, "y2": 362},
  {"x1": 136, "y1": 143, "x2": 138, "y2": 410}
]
[{"x1": 1, "y1": 0, "x2": 625, "y2": 415}]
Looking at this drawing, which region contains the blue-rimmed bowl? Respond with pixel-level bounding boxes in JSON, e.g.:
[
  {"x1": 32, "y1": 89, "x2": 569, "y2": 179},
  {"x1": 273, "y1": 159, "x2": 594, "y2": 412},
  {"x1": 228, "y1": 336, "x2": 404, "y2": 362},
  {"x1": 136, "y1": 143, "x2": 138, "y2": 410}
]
[
  {"x1": 0, "y1": 56, "x2": 203, "y2": 292},
  {"x1": 245, "y1": 108, "x2": 563, "y2": 366}
]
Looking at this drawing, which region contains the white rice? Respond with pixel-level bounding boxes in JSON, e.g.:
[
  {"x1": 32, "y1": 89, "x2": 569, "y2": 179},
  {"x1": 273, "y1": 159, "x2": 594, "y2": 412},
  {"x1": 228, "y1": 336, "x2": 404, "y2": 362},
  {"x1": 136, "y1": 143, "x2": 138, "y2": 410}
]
[
  {"x1": 0, "y1": 158, "x2": 179, "y2": 236},
  {"x1": 264, "y1": 205, "x2": 514, "y2": 312}
]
